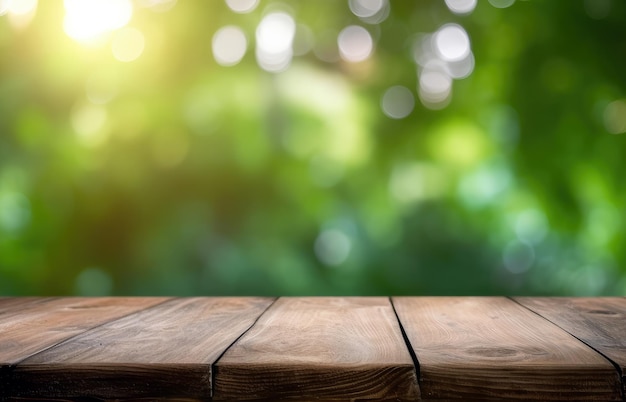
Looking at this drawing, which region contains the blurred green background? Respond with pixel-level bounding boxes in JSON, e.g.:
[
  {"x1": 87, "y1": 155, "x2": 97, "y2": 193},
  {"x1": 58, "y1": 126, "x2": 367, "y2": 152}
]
[{"x1": 1, "y1": 0, "x2": 625, "y2": 296}]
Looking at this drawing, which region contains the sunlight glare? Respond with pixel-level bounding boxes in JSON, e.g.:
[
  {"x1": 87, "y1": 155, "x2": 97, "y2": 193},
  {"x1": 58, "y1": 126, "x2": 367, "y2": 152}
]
[
  {"x1": 0, "y1": 0, "x2": 9, "y2": 16},
  {"x1": 7, "y1": 0, "x2": 36, "y2": 15},
  {"x1": 64, "y1": 0, "x2": 133, "y2": 43}
]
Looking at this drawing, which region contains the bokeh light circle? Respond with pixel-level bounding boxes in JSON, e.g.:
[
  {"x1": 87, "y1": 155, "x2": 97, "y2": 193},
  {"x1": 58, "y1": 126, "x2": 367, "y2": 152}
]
[
  {"x1": 349, "y1": 0, "x2": 384, "y2": 18},
  {"x1": 489, "y1": 0, "x2": 515, "y2": 9},
  {"x1": 381, "y1": 86, "x2": 414, "y2": 119},
  {"x1": 63, "y1": 0, "x2": 132, "y2": 42},
  {"x1": 604, "y1": 100, "x2": 626, "y2": 134},
  {"x1": 337, "y1": 25, "x2": 373, "y2": 63},
  {"x1": 212, "y1": 25, "x2": 247, "y2": 66},
  {"x1": 444, "y1": 0, "x2": 477, "y2": 15},
  {"x1": 315, "y1": 229, "x2": 352, "y2": 266},
  {"x1": 434, "y1": 23, "x2": 470, "y2": 62},
  {"x1": 419, "y1": 64, "x2": 452, "y2": 109},
  {"x1": 112, "y1": 27, "x2": 145, "y2": 62},
  {"x1": 225, "y1": 0, "x2": 259, "y2": 14},
  {"x1": 256, "y1": 11, "x2": 296, "y2": 72}
]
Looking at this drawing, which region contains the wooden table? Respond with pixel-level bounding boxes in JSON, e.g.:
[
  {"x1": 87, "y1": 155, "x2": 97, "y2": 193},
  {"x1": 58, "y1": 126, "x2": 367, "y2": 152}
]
[{"x1": 0, "y1": 297, "x2": 624, "y2": 401}]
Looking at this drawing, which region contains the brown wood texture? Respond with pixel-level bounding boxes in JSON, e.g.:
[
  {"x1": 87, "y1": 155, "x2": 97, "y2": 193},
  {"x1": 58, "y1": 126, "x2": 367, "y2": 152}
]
[
  {"x1": 8, "y1": 297, "x2": 273, "y2": 400},
  {"x1": 0, "y1": 297, "x2": 168, "y2": 365},
  {"x1": 392, "y1": 297, "x2": 622, "y2": 401},
  {"x1": 0, "y1": 298, "x2": 59, "y2": 325},
  {"x1": 214, "y1": 297, "x2": 419, "y2": 401},
  {"x1": 0, "y1": 297, "x2": 50, "y2": 314},
  {"x1": 516, "y1": 297, "x2": 626, "y2": 398},
  {"x1": 2, "y1": 297, "x2": 624, "y2": 401}
]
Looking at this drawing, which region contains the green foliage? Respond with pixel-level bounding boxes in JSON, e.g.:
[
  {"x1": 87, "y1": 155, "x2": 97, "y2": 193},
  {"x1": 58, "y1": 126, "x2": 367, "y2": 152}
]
[{"x1": 0, "y1": 0, "x2": 625, "y2": 296}]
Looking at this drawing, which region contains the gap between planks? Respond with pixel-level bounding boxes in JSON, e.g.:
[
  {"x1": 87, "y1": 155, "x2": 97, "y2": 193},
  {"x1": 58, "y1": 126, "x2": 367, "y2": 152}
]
[
  {"x1": 393, "y1": 297, "x2": 622, "y2": 401},
  {"x1": 392, "y1": 297, "x2": 621, "y2": 401},
  {"x1": 1, "y1": 297, "x2": 173, "y2": 401},
  {"x1": 389, "y1": 296, "x2": 422, "y2": 382},
  {"x1": 211, "y1": 297, "x2": 423, "y2": 399},
  {"x1": 9, "y1": 298, "x2": 174, "y2": 367},
  {"x1": 509, "y1": 297, "x2": 624, "y2": 378},
  {"x1": 510, "y1": 297, "x2": 626, "y2": 402},
  {"x1": 7, "y1": 297, "x2": 274, "y2": 400},
  {"x1": 213, "y1": 297, "x2": 420, "y2": 400},
  {"x1": 1, "y1": 297, "x2": 421, "y2": 400},
  {"x1": 4, "y1": 297, "x2": 622, "y2": 401},
  {"x1": 210, "y1": 297, "x2": 278, "y2": 398}
]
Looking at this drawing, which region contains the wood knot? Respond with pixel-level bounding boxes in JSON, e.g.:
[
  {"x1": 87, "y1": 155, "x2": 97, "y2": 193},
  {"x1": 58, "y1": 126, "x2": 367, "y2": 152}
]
[
  {"x1": 585, "y1": 309, "x2": 620, "y2": 316},
  {"x1": 466, "y1": 347, "x2": 518, "y2": 357}
]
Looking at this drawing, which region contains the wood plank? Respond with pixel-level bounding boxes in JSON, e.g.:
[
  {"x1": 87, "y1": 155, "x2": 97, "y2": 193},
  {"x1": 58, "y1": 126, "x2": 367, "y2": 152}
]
[
  {"x1": 9, "y1": 297, "x2": 273, "y2": 400},
  {"x1": 0, "y1": 297, "x2": 55, "y2": 318},
  {"x1": 392, "y1": 297, "x2": 622, "y2": 401},
  {"x1": 516, "y1": 297, "x2": 626, "y2": 399},
  {"x1": 0, "y1": 297, "x2": 169, "y2": 365},
  {"x1": 0, "y1": 297, "x2": 48, "y2": 310},
  {"x1": 214, "y1": 297, "x2": 419, "y2": 401}
]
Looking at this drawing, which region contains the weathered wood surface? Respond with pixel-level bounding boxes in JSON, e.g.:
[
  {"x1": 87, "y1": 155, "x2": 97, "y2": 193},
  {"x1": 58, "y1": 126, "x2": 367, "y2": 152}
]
[
  {"x1": 516, "y1": 297, "x2": 626, "y2": 398},
  {"x1": 0, "y1": 297, "x2": 51, "y2": 316},
  {"x1": 9, "y1": 297, "x2": 273, "y2": 400},
  {"x1": 0, "y1": 297, "x2": 168, "y2": 366},
  {"x1": 0, "y1": 297, "x2": 625, "y2": 401},
  {"x1": 392, "y1": 296, "x2": 622, "y2": 401},
  {"x1": 214, "y1": 297, "x2": 419, "y2": 401}
]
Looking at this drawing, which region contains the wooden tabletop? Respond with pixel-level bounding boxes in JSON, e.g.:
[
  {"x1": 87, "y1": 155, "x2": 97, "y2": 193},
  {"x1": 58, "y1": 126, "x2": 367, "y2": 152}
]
[{"x1": 0, "y1": 297, "x2": 624, "y2": 401}]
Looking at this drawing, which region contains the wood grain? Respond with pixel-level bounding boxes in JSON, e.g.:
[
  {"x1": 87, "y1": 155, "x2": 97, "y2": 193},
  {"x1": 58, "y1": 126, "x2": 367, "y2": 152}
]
[
  {"x1": 9, "y1": 297, "x2": 273, "y2": 400},
  {"x1": 392, "y1": 297, "x2": 621, "y2": 401},
  {"x1": 516, "y1": 297, "x2": 626, "y2": 399},
  {"x1": 0, "y1": 297, "x2": 51, "y2": 315},
  {"x1": 2, "y1": 297, "x2": 623, "y2": 401},
  {"x1": 0, "y1": 298, "x2": 60, "y2": 327},
  {"x1": 214, "y1": 297, "x2": 419, "y2": 401},
  {"x1": 0, "y1": 297, "x2": 168, "y2": 365}
]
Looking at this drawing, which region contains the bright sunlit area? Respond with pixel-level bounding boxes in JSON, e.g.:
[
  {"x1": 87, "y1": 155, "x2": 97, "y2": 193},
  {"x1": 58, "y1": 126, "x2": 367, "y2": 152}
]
[{"x1": 0, "y1": 0, "x2": 625, "y2": 296}]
